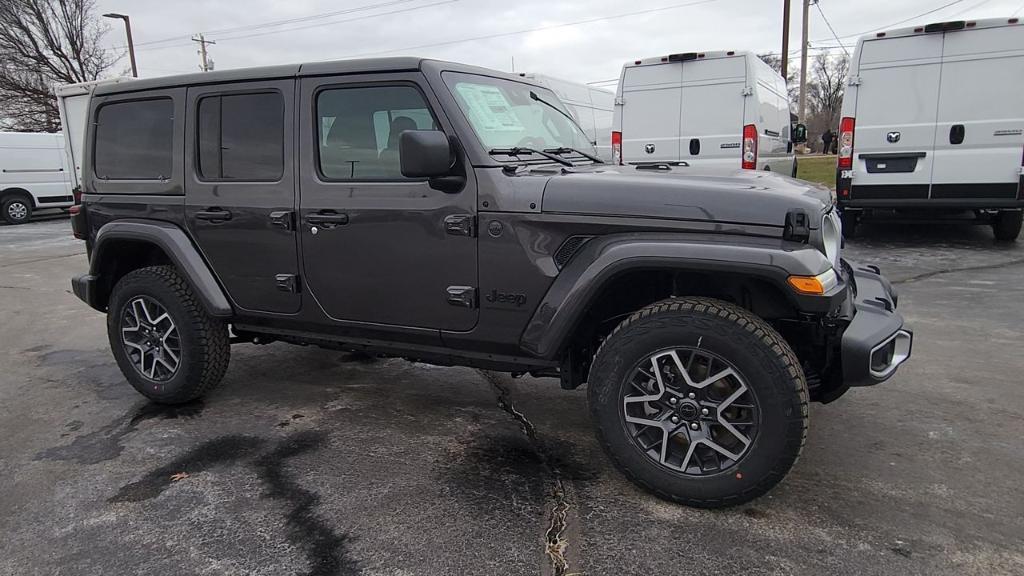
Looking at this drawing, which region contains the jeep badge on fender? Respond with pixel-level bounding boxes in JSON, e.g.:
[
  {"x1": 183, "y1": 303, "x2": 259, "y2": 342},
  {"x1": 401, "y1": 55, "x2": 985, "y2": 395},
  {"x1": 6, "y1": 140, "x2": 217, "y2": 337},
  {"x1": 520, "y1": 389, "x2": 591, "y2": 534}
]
[{"x1": 485, "y1": 289, "x2": 527, "y2": 307}]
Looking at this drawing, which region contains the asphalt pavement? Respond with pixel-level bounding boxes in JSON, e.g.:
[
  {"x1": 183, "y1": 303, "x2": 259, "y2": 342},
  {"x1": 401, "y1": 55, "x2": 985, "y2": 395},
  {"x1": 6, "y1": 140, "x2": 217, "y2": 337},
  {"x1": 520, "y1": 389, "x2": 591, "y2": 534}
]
[{"x1": 1, "y1": 216, "x2": 1022, "y2": 575}]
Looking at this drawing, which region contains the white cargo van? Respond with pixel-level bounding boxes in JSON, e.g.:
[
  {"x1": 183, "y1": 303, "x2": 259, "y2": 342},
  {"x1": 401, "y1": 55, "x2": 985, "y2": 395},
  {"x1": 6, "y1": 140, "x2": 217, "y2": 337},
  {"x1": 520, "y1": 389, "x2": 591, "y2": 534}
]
[
  {"x1": 517, "y1": 73, "x2": 615, "y2": 161},
  {"x1": 0, "y1": 132, "x2": 73, "y2": 224},
  {"x1": 612, "y1": 51, "x2": 802, "y2": 174},
  {"x1": 837, "y1": 18, "x2": 1024, "y2": 240}
]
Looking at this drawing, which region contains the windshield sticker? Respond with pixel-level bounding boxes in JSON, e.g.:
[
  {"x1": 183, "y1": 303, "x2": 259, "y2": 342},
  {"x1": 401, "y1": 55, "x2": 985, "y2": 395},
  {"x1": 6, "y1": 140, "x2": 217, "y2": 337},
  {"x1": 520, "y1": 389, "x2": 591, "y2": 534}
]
[{"x1": 454, "y1": 83, "x2": 524, "y2": 132}]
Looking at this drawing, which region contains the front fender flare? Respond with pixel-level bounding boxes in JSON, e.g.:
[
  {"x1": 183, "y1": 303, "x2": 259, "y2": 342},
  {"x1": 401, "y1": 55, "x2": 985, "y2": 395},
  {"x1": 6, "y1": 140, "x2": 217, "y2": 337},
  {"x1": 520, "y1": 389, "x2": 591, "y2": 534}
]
[
  {"x1": 520, "y1": 232, "x2": 838, "y2": 359},
  {"x1": 89, "y1": 219, "x2": 232, "y2": 317}
]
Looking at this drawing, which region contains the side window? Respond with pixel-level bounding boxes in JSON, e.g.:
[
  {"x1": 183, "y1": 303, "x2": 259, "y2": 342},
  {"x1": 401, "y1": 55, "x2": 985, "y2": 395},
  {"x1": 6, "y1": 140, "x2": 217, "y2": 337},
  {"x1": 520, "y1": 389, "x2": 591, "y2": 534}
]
[
  {"x1": 197, "y1": 92, "x2": 284, "y2": 181},
  {"x1": 94, "y1": 98, "x2": 173, "y2": 180},
  {"x1": 316, "y1": 85, "x2": 437, "y2": 180}
]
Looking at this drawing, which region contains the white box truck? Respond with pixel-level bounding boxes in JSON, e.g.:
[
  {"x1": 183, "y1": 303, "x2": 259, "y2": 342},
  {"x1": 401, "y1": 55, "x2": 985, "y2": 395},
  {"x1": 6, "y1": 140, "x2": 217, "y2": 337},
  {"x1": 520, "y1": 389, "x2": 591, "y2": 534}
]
[
  {"x1": 612, "y1": 51, "x2": 803, "y2": 174},
  {"x1": 0, "y1": 132, "x2": 73, "y2": 224},
  {"x1": 517, "y1": 72, "x2": 615, "y2": 161},
  {"x1": 836, "y1": 17, "x2": 1024, "y2": 240}
]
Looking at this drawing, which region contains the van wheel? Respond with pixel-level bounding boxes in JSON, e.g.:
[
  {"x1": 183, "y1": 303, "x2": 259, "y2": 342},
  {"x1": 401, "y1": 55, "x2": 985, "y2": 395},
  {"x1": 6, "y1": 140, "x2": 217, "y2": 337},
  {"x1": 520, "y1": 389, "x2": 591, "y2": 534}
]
[
  {"x1": 2, "y1": 195, "x2": 32, "y2": 224},
  {"x1": 588, "y1": 297, "x2": 808, "y2": 508},
  {"x1": 107, "y1": 265, "x2": 230, "y2": 404},
  {"x1": 992, "y1": 210, "x2": 1022, "y2": 242},
  {"x1": 841, "y1": 210, "x2": 859, "y2": 239}
]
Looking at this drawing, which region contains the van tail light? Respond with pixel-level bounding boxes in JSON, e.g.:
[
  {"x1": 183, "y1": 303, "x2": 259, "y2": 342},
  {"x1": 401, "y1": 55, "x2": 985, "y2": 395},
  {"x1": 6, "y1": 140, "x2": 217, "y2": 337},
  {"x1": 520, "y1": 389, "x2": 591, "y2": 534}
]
[
  {"x1": 838, "y1": 117, "x2": 856, "y2": 170},
  {"x1": 741, "y1": 124, "x2": 757, "y2": 170},
  {"x1": 612, "y1": 131, "x2": 623, "y2": 165},
  {"x1": 72, "y1": 185, "x2": 82, "y2": 205}
]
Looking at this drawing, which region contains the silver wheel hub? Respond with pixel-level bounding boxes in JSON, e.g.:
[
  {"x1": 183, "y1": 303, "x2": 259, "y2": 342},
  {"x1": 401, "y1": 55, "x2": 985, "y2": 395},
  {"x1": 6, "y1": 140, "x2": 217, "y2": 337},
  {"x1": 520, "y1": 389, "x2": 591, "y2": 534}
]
[
  {"x1": 8, "y1": 202, "x2": 27, "y2": 220},
  {"x1": 622, "y1": 347, "x2": 759, "y2": 476},
  {"x1": 120, "y1": 296, "x2": 181, "y2": 381}
]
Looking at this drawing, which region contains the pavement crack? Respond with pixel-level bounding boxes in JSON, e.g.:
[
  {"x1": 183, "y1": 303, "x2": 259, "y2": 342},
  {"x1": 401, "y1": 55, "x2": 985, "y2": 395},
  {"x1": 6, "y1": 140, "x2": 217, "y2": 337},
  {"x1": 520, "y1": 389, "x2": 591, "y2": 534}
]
[
  {"x1": 479, "y1": 370, "x2": 575, "y2": 576},
  {"x1": 893, "y1": 257, "x2": 1024, "y2": 285}
]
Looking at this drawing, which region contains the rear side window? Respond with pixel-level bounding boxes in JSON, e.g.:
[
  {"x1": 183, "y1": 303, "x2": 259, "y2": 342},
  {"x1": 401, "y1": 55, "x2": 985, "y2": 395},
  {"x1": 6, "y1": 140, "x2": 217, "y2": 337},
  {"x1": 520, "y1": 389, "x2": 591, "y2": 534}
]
[
  {"x1": 94, "y1": 98, "x2": 173, "y2": 180},
  {"x1": 197, "y1": 92, "x2": 284, "y2": 181}
]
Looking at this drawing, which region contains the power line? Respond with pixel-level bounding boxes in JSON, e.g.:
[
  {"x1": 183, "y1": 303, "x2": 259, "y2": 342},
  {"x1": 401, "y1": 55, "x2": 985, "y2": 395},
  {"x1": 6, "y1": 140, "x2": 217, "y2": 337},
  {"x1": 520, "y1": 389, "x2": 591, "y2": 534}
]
[
  {"x1": 1014, "y1": 2, "x2": 1024, "y2": 16},
  {"x1": 946, "y1": 0, "x2": 994, "y2": 17},
  {"x1": 810, "y1": 0, "x2": 965, "y2": 42},
  {"x1": 813, "y1": 1, "x2": 850, "y2": 57},
  {"x1": 332, "y1": 0, "x2": 719, "y2": 59}
]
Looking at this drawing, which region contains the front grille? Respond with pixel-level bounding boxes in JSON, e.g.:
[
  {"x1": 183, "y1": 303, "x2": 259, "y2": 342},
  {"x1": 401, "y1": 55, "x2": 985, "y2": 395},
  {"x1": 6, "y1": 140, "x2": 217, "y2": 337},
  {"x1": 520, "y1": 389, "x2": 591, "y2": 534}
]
[{"x1": 553, "y1": 235, "x2": 593, "y2": 269}]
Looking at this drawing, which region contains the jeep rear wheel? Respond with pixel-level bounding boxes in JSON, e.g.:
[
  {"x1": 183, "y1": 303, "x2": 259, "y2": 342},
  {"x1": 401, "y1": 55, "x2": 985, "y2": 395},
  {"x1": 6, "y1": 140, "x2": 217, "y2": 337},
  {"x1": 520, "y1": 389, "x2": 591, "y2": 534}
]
[
  {"x1": 107, "y1": 265, "x2": 230, "y2": 404},
  {"x1": 588, "y1": 297, "x2": 808, "y2": 508}
]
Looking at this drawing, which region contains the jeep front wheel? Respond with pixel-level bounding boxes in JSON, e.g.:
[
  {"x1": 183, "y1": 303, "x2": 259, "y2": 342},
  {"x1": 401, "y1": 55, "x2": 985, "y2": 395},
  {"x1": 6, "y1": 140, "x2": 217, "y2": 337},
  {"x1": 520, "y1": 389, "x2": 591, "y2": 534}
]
[
  {"x1": 588, "y1": 297, "x2": 808, "y2": 508},
  {"x1": 107, "y1": 265, "x2": 230, "y2": 404}
]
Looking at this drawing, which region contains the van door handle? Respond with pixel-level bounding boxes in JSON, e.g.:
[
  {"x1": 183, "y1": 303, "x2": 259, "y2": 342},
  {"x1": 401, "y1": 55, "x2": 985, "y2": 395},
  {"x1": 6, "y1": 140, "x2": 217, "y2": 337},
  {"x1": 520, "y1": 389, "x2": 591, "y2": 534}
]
[
  {"x1": 195, "y1": 208, "x2": 232, "y2": 222},
  {"x1": 949, "y1": 124, "x2": 965, "y2": 145},
  {"x1": 689, "y1": 138, "x2": 701, "y2": 156},
  {"x1": 305, "y1": 211, "x2": 348, "y2": 227}
]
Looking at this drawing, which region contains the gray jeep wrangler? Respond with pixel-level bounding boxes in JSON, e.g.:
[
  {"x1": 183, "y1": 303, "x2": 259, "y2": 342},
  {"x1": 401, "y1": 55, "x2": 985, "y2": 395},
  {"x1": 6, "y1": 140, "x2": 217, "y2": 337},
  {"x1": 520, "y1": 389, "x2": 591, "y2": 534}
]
[{"x1": 70, "y1": 58, "x2": 911, "y2": 507}]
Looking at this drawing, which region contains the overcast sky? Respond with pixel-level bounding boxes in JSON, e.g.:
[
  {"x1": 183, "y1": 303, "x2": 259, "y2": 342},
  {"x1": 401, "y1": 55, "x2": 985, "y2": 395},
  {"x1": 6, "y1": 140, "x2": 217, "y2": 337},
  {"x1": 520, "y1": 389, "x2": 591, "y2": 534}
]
[{"x1": 94, "y1": 0, "x2": 1024, "y2": 88}]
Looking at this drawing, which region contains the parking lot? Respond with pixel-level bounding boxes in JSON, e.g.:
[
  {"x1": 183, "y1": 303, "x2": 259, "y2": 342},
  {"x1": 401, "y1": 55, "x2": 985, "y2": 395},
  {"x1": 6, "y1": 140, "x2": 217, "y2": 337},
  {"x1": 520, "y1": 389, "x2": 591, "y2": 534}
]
[{"x1": 1, "y1": 216, "x2": 1022, "y2": 576}]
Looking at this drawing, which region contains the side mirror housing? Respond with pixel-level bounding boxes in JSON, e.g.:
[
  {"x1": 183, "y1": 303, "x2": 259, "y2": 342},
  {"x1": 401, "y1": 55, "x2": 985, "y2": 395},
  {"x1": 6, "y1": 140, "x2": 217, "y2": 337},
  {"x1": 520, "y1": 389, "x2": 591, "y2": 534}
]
[
  {"x1": 400, "y1": 130, "x2": 454, "y2": 178},
  {"x1": 793, "y1": 123, "x2": 808, "y2": 144}
]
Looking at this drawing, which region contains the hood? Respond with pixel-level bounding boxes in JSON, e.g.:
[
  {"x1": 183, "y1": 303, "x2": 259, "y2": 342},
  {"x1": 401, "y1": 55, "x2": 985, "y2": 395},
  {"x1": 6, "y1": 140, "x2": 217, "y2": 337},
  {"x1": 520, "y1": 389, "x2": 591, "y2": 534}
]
[{"x1": 539, "y1": 165, "x2": 833, "y2": 229}]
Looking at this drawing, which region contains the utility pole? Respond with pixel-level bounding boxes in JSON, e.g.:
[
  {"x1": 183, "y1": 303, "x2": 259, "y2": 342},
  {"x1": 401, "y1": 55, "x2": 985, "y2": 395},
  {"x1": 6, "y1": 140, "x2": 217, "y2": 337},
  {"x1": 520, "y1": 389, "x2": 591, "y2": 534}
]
[
  {"x1": 103, "y1": 13, "x2": 137, "y2": 77},
  {"x1": 781, "y1": 0, "x2": 791, "y2": 78},
  {"x1": 797, "y1": 0, "x2": 810, "y2": 123},
  {"x1": 192, "y1": 34, "x2": 216, "y2": 72}
]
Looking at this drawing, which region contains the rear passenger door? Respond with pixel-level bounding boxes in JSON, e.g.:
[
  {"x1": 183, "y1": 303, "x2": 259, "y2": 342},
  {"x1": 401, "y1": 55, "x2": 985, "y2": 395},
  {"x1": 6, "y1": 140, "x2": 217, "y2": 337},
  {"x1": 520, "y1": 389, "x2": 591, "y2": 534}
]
[
  {"x1": 185, "y1": 80, "x2": 300, "y2": 314},
  {"x1": 678, "y1": 57, "x2": 746, "y2": 169},
  {"x1": 930, "y1": 25, "x2": 1024, "y2": 198}
]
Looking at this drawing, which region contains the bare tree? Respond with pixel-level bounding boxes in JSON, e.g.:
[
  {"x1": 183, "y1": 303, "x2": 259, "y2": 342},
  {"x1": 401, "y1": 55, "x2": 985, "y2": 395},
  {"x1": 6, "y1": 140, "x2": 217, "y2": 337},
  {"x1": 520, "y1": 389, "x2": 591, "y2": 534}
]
[
  {"x1": 807, "y1": 51, "x2": 849, "y2": 131},
  {"x1": 0, "y1": 0, "x2": 116, "y2": 132}
]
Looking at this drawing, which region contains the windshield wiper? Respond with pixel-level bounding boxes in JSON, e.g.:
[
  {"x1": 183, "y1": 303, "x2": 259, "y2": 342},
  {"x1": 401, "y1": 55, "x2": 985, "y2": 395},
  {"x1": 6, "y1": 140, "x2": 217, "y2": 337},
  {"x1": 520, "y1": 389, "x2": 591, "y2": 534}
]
[
  {"x1": 543, "y1": 146, "x2": 604, "y2": 164},
  {"x1": 488, "y1": 147, "x2": 573, "y2": 167},
  {"x1": 529, "y1": 91, "x2": 602, "y2": 162}
]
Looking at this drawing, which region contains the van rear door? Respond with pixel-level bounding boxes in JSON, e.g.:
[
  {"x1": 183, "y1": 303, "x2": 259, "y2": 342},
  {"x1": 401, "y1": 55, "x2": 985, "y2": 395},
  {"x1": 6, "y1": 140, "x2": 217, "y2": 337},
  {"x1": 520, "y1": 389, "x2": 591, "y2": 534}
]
[
  {"x1": 678, "y1": 56, "x2": 746, "y2": 169},
  {"x1": 620, "y1": 63, "x2": 681, "y2": 162},
  {"x1": 852, "y1": 34, "x2": 943, "y2": 200},
  {"x1": 930, "y1": 24, "x2": 1024, "y2": 200}
]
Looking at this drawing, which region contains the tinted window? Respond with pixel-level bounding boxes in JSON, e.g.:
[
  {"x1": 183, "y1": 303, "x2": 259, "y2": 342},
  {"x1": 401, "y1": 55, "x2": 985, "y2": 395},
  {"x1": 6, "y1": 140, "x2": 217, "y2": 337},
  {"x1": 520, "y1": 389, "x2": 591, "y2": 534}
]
[
  {"x1": 317, "y1": 86, "x2": 437, "y2": 180},
  {"x1": 198, "y1": 92, "x2": 284, "y2": 181},
  {"x1": 94, "y1": 98, "x2": 173, "y2": 180}
]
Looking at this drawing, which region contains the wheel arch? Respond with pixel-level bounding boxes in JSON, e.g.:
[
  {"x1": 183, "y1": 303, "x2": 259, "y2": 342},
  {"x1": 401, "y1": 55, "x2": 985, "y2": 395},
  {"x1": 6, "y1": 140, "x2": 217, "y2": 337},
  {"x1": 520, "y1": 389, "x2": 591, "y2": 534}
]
[
  {"x1": 520, "y1": 233, "x2": 836, "y2": 364},
  {"x1": 1, "y1": 187, "x2": 35, "y2": 207},
  {"x1": 88, "y1": 220, "x2": 233, "y2": 317}
]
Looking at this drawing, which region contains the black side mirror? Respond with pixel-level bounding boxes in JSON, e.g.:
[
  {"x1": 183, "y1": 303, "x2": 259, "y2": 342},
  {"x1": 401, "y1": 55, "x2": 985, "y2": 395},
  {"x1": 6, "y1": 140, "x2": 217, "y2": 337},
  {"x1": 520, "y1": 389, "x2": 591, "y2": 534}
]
[
  {"x1": 400, "y1": 130, "x2": 453, "y2": 178},
  {"x1": 792, "y1": 123, "x2": 808, "y2": 144}
]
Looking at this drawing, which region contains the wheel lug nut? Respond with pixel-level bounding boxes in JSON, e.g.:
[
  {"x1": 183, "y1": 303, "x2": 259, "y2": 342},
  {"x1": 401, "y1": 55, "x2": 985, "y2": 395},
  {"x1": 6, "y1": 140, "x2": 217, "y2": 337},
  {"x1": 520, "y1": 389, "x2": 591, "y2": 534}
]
[
  {"x1": 701, "y1": 408, "x2": 709, "y2": 416},
  {"x1": 669, "y1": 398, "x2": 678, "y2": 405},
  {"x1": 690, "y1": 422, "x2": 699, "y2": 430},
  {"x1": 670, "y1": 416, "x2": 680, "y2": 424},
  {"x1": 688, "y1": 393, "x2": 696, "y2": 399}
]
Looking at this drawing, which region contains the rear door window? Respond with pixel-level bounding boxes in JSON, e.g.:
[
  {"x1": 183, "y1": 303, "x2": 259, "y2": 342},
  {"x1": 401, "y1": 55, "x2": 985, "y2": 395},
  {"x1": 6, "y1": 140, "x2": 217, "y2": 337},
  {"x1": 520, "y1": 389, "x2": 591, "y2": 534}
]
[
  {"x1": 94, "y1": 98, "x2": 173, "y2": 179},
  {"x1": 197, "y1": 92, "x2": 284, "y2": 181}
]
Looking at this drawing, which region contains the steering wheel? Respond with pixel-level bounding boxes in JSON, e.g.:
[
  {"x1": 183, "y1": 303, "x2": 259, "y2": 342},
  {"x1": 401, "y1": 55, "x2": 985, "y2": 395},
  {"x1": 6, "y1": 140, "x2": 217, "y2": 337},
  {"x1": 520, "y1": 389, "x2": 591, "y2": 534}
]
[{"x1": 516, "y1": 136, "x2": 548, "y2": 149}]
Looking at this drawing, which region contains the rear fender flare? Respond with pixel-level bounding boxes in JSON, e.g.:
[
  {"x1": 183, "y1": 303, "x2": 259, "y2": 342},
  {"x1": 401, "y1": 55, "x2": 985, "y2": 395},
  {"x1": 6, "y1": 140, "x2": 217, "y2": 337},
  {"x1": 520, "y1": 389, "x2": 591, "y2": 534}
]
[
  {"x1": 520, "y1": 232, "x2": 836, "y2": 359},
  {"x1": 90, "y1": 219, "x2": 232, "y2": 317}
]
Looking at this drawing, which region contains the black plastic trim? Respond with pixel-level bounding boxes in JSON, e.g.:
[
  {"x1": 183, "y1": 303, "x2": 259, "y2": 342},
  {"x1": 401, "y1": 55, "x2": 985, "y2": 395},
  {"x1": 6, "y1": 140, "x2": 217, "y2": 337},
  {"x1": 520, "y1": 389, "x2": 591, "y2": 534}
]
[{"x1": 840, "y1": 260, "x2": 911, "y2": 386}]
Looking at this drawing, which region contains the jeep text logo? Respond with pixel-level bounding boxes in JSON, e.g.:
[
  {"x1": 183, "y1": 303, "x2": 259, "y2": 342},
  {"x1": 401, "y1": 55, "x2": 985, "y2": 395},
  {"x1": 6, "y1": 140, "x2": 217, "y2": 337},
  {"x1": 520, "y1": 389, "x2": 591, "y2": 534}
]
[{"x1": 485, "y1": 289, "x2": 527, "y2": 307}]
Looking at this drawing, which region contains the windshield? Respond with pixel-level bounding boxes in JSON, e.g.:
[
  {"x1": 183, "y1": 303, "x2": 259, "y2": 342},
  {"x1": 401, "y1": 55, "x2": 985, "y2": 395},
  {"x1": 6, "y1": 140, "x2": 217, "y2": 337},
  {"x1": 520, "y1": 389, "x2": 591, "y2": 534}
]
[{"x1": 442, "y1": 71, "x2": 597, "y2": 158}]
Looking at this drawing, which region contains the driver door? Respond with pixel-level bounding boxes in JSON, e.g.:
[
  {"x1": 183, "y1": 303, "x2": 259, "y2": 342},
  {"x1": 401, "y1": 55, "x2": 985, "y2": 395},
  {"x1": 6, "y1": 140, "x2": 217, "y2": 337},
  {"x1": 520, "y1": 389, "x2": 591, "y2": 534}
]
[{"x1": 298, "y1": 73, "x2": 479, "y2": 332}]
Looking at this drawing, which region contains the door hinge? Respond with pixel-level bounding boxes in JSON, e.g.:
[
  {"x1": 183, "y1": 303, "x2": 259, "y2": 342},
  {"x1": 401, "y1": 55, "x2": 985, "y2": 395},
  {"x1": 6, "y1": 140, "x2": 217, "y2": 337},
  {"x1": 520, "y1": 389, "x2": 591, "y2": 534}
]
[
  {"x1": 741, "y1": 86, "x2": 753, "y2": 96},
  {"x1": 269, "y1": 210, "x2": 294, "y2": 231},
  {"x1": 614, "y1": 97, "x2": 625, "y2": 106},
  {"x1": 444, "y1": 214, "x2": 476, "y2": 237},
  {"x1": 446, "y1": 286, "x2": 477, "y2": 308},
  {"x1": 849, "y1": 76, "x2": 862, "y2": 86},
  {"x1": 275, "y1": 274, "x2": 299, "y2": 293}
]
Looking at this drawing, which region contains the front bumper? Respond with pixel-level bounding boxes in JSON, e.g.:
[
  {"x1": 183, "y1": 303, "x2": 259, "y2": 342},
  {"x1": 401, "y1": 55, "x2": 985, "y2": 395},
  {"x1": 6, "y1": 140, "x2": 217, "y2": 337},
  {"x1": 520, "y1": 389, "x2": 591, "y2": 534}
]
[{"x1": 839, "y1": 260, "x2": 913, "y2": 386}]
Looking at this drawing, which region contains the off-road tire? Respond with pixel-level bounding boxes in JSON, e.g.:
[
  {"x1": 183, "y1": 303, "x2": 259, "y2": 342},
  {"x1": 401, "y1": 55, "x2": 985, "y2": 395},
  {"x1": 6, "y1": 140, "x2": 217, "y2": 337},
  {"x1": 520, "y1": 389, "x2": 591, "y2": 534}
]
[
  {"x1": 2, "y1": 194, "x2": 32, "y2": 225},
  {"x1": 588, "y1": 297, "x2": 808, "y2": 508},
  {"x1": 107, "y1": 265, "x2": 230, "y2": 403},
  {"x1": 992, "y1": 210, "x2": 1022, "y2": 242}
]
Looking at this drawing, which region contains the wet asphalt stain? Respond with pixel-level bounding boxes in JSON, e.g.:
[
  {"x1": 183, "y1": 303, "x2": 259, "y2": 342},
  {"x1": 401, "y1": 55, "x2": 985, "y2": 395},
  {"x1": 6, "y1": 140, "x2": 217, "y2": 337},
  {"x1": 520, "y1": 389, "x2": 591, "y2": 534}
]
[
  {"x1": 254, "y1": 430, "x2": 359, "y2": 576},
  {"x1": 109, "y1": 435, "x2": 265, "y2": 503},
  {"x1": 276, "y1": 413, "x2": 306, "y2": 428},
  {"x1": 35, "y1": 400, "x2": 206, "y2": 465}
]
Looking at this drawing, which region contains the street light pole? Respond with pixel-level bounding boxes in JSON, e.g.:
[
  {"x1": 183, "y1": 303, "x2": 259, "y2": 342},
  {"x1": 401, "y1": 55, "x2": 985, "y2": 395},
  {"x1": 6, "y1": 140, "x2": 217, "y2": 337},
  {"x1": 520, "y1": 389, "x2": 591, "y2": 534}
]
[
  {"x1": 797, "y1": 0, "x2": 810, "y2": 124},
  {"x1": 781, "y1": 0, "x2": 791, "y2": 78},
  {"x1": 103, "y1": 13, "x2": 138, "y2": 78}
]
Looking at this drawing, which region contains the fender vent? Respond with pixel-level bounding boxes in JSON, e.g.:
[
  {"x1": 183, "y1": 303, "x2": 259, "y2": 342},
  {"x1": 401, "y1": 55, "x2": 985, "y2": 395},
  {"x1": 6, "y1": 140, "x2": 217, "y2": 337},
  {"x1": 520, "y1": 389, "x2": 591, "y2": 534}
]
[{"x1": 554, "y1": 235, "x2": 593, "y2": 269}]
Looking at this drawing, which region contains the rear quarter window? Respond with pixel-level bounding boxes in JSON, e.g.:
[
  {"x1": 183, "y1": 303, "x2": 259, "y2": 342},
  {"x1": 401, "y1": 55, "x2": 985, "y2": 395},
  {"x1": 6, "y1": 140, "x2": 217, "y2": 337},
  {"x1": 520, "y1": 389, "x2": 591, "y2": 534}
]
[{"x1": 94, "y1": 98, "x2": 174, "y2": 180}]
